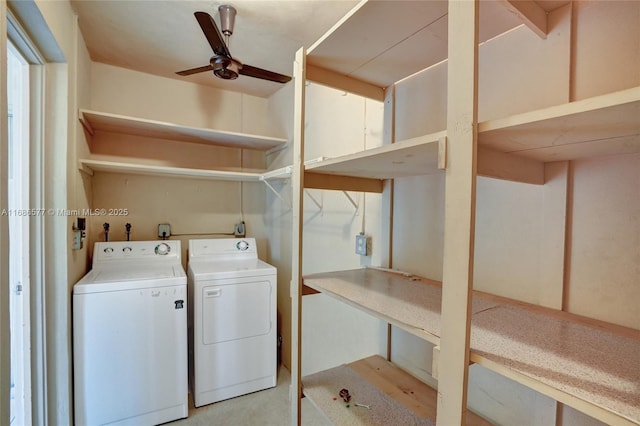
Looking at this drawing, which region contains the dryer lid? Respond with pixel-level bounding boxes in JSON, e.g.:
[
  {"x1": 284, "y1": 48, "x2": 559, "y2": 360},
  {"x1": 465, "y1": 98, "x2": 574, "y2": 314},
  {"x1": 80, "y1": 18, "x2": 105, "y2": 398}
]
[{"x1": 188, "y1": 258, "x2": 276, "y2": 280}]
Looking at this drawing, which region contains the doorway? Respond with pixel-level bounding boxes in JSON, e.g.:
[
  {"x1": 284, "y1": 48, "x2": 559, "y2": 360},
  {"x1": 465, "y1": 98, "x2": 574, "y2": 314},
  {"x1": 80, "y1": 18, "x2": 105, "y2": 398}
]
[{"x1": 7, "y1": 39, "x2": 31, "y2": 426}]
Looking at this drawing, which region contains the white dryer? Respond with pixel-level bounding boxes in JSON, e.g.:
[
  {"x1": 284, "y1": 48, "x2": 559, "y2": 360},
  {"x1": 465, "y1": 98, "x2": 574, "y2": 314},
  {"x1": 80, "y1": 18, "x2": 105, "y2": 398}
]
[
  {"x1": 73, "y1": 240, "x2": 188, "y2": 426},
  {"x1": 188, "y1": 238, "x2": 277, "y2": 407}
]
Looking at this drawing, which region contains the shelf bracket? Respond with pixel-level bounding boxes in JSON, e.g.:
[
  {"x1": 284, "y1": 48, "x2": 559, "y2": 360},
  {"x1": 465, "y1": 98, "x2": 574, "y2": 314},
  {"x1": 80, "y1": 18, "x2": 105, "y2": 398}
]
[
  {"x1": 342, "y1": 191, "x2": 359, "y2": 210},
  {"x1": 304, "y1": 190, "x2": 323, "y2": 210},
  {"x1": 79, "y1": 114, "x2": 95, "y2": 137},
  {"x1": 263, "y1": 179, "x2": 291, "y2": 209}
]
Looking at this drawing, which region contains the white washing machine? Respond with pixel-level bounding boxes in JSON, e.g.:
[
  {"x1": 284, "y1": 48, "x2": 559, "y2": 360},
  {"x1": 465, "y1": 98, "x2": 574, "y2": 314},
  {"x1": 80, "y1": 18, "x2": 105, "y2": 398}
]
[
  {"x1": 73, "y1": 240, "x2": 188, "y2": 426},
  {"x1": 188, "y1": 238, "x2": 277, "y2": 407}
]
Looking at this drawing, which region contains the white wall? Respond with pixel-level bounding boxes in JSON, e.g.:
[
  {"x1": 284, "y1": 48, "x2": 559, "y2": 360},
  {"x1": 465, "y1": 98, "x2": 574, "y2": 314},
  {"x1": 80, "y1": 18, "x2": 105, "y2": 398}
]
[{"x1": 266, "y1": 81, "x2": 388, "y2": 372}]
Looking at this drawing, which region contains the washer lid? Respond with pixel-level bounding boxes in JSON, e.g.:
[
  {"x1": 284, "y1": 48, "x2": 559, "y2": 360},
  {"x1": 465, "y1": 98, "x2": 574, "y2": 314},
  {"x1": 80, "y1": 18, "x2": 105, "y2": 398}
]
[
  {"x1": 74, "y1": 263, "x2": 186, "y2": 294},
  {"x1": 188, "y1": 258, "x2": 276, "y2": 280}
]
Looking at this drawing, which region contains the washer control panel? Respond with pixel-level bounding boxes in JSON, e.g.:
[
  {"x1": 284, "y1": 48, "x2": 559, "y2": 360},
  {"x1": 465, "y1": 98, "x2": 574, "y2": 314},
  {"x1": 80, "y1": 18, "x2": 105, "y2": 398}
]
[{"x1": 94, "y1": 240, "x2": 181, "y2": 264}]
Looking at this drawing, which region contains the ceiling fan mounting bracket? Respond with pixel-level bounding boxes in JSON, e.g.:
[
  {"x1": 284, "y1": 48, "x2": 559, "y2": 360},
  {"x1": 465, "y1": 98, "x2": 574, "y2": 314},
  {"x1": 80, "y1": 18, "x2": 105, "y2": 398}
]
[{"x1": 218, "y1": 5, "x2": 236, "y2": 38}]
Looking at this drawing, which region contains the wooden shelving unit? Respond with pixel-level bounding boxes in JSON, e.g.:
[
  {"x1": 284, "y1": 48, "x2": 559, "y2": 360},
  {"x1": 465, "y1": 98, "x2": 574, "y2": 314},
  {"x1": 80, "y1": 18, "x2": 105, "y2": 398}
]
[
  {"x1": 78, "y1": 109, "x2": 289, "y2": 182},
  {"x1": 303, "y1": 268, "x2": 640, "y2": 426},
  {"x1": 298, "y1": 87, "x2": 640, "y2": 192},
  {"x1": 289, "y1": 1, "x2": 639, "y2": 425}
]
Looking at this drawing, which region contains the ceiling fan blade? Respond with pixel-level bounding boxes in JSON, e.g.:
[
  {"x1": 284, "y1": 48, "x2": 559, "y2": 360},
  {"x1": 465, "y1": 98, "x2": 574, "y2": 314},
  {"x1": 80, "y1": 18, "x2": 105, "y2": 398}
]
[
  {"x1": 176, "y1": 64, "x2": 214, "y2": 76},
  {"x1": 194, "y1": 11, "x2": 231, "y2": 58},
  {"x1": 239, "y1": 64, "x2": 292, "y2": 83}
]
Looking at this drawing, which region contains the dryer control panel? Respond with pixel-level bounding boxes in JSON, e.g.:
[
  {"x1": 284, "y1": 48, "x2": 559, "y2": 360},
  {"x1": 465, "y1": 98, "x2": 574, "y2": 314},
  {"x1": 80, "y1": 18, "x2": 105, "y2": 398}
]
[{"x1": 189, "y1": 238, "x2": 257, "y2": 261}]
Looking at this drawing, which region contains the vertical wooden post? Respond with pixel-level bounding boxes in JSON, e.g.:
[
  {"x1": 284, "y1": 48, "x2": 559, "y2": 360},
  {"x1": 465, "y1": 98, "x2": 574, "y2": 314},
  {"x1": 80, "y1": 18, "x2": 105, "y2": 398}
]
[
  {"x1": 437, "y1": 1, "x2": 478, "y2": 425},
  {"x1": 290, "y1": 47, "x2": 306, "y2": 426}
]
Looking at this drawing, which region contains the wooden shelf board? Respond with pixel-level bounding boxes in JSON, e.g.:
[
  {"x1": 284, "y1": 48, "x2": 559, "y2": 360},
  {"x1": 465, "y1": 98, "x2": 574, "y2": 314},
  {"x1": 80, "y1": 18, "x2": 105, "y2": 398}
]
[
  {"x1": 303, "y1": 268, "x2": 498, "y2": 346},
  {"x1": 478, "y1": 87, "x2": 640, "y2": 161},
  {"x1": 79, "y1": 109, "x2": 288, "y2": 151},
  {"x1": 79, "y1": 159, "x2": 264, "y2": 182},
  {"x1": 303, "y1": 268, "x2": 640, "y2": 425},
  {"x1": 303, "y1": 132, "x2": 446, "y2": 185},
  {"x1": 302, "y1": 355, "x2": 491, "y2": 425},
  {"x1": 307, "y1": 1, "x2": 523, "y2": 91}
]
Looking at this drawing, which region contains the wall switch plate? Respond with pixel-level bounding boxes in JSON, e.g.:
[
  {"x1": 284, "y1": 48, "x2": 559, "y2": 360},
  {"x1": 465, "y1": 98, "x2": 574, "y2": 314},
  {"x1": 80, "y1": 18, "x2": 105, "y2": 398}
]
[
  {"x1": 355, "y1": 233, "x2": 370, "y2": 256},
  {"x1": 158, "y1": 223, "x2": 171, "y2": 239}
]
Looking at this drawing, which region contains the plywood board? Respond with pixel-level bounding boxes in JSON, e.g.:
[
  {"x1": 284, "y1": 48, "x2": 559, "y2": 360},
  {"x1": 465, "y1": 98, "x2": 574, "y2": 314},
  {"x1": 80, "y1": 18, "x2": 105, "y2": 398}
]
[
  {"x1": 303, "y1": 269, "x2": 500, "y2": 345},
  {"x1": 304, "y1": 132, "x2": 446, "y2": 181},
  {"x1": 80, "y1": 109, "x2": 287, "y2": 151},
  {"x1": 79, "y1": 159, "x2": 263, "y2": 182},
  {"x1": 478, "y1": 87, "x2": 640, "y2": 160},
  {"x1": 307, "y1": 1, "x2": 523, "y2": 89},
  {"x1": 302, "y1": 356, "x2": 492, "y2": 425}
]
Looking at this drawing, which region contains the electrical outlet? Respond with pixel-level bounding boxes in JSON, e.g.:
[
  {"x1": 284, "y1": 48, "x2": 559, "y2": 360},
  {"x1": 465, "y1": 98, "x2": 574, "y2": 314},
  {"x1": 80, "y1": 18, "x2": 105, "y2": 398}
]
[
  {"x1": 355, "y1": 233, "x2": 370, "y2": 256},
  {"x1": 234, "y1": 221, "x2": 246, "y2": 237},
  {"x1": 158, "y1": 224, "x2": 171, "y2": 239}
]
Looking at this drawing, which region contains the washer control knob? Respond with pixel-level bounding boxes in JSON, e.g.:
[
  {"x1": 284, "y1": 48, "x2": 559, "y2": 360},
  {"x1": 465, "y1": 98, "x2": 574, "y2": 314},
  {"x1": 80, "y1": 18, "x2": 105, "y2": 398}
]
[
  {"x1": 123, "y1": 246, "x2": 132, "y2": 253},
  {"x1": 236, "y1": 240, "x2": 249, "y2": 251},
  {"x1": 155, "y1": 242, "x2": 171, "y2": 256},
  {"x1": 103, "y1": 247, "x2": 114, "y2": 253}
]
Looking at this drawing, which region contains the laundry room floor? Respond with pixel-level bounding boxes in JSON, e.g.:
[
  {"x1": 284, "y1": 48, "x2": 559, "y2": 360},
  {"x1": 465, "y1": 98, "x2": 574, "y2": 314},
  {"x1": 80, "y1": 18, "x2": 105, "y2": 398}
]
[{"x1": 168, "y1": 365, "x2": 331, "y2": 425}]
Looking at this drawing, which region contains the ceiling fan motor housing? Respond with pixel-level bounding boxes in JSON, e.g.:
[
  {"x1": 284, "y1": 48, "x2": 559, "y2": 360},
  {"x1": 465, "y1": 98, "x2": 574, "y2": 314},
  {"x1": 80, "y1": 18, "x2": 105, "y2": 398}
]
[{"x1": 210, "y1": 56, "x2": 239, "y2": 80}]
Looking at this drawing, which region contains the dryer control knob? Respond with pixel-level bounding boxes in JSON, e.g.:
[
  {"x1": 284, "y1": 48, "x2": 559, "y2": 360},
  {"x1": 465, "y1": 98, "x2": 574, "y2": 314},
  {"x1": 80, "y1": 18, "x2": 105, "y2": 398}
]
[
  {"x1": 155, "y1": 242, "x2": 171, "y2": 256},
  {"x1": 103, "y1": 247, "x2": 114, "y2": 253},
  {"x1": 236, "y1": 240, "x2": 249, "y2": 251}
]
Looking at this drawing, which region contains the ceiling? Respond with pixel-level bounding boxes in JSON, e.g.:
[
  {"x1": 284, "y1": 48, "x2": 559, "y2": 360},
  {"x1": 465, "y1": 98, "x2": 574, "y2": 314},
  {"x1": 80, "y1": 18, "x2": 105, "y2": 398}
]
[
  {"x1": 70, "y1": 0, "x2": 359, "y2": 98},
  {"x1": 70, "y1": 0, "x2": 569, "y2": 99}
]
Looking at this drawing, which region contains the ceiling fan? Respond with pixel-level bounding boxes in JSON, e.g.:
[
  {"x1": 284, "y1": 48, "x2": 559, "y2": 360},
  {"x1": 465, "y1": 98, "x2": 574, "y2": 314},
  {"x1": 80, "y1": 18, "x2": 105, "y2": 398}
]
[{"x1": 176, "y1": 5, "x2": 292, "y2": 84}]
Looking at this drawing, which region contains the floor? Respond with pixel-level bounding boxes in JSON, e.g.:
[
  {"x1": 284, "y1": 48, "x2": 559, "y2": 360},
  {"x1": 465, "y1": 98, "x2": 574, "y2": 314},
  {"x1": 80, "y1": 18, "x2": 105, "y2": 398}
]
[{"x1": 169, "y1": 365, "x2": 332, "y2": 426}]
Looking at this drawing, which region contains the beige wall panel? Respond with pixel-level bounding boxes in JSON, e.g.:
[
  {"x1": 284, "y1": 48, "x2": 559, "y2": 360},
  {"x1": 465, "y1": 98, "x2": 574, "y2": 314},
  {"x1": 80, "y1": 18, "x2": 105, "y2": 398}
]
[
  {"x1": 89, "y1": 172, "x2": 245, "y2": 269},
  {"x1": 265, "y1": 83, "x2": 295, "y2": 368},
  {"x1": 559, "y1": 403, "x2": 607, "y2": 426},
  {"x1": 90, "y1": 62, "x2": 278, "y2": 137},
  {"x1": 478, "y1": 4, "x2": 571, "y2": 122},
  {"x1": 467, "y1": 365, "x2": 557, "y2": 425},
  {"x1": 304, "y1": 82, "x2": 367, "y2": 160},
  {"x1": 89, "y1": 132, "x2": 243, "y2": 170},
  {"x1": 394, "y1": 62, "x2": 448, "y2": 142},
  {"x1": 474, "y1": 164, "x2": 567, "y2": 308},
  {"x1": 390, "y1": 326, "x2": 437, "y2": 387},
  {"x1": 474, "y1": 178, "x2": 543, "y2": 304},
  {"x1": 391, "y1": 173, "x2": 445, "y2": 281},
  {"x1": 572, "y1": 0, "x2": 640, "y2": 100},
  {"x1": 567, "y1": 153, "x2": 640, "y2": 329},
  {"x1": 302, "y1": 294, "x2": 386, "y2": 376},
  {"x1": 70, "y1": 19, "x2": 93, "y2": 284}
]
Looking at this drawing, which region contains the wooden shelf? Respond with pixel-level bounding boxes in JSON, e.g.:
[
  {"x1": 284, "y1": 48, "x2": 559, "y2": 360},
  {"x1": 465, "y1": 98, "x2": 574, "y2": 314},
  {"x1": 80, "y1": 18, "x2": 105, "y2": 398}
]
[
  {"x1": 79, "y1": 109, "x2": 288, "y2": 151},
  {"x1": 79, "y1": 159, "x2": 265, "y2": 182},
  {"x1": 302, "y1": 355, "x2": 491, "y2": 426},
  {"x1": 302, "y1": 132, "x2": 446, "y2": 192},
  {"x1": 303, "y1": 268, "x2": 640, "y2": 426},
  {"x1": 306, "y1": 1, "x2": 525, "y2": 95},
  {"x1": 297, "y1": 87, "x2": 640, "y2": 191},
  {"x1": 478, "y1": 86, "x2": 640, "y2": 162}
]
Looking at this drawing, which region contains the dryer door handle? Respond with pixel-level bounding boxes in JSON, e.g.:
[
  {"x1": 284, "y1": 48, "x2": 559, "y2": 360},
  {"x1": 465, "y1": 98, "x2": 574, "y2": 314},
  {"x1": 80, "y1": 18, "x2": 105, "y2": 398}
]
[{"x1": 205, "y1": 288, "x2": 222, "y2": 298}]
